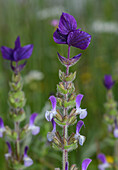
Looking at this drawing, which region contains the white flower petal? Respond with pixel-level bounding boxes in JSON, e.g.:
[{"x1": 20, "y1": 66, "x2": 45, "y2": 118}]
[
  {"x1": 28, "y1": 125, "x2": 40, "y2": 135},
  {"x1": 79, "y1": 135, "x2": 86, "y2": 145},
  {"x1": 24, "y1": 156, "x2": 33, "y2": 167}
]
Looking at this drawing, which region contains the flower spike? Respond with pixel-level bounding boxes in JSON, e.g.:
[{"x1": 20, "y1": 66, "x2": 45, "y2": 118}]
[
  {"x1": 47, "y1": 118, "x2": 56, "y2": 142},
  {"x1": 0, "y1": 117, "x2": 6, "y2": 138},
  {"x1": 5, "y1": 142, "x2": 12, "y2": 160},
  {"x1": 45, "y1": 96, "x2": 57, "y2": 121},
  {"x1": 82, "y1": 158, "x2": 92, "y2": 170},
  {"x1": 28, "y1": 113, "x2": 40, "y2": 135},
  {"x1": 75, "y1": 120, "x2": 85, "y2": 145},
  {"x1": 76, "y1": 94, "x2": 87, "y2": 119},
  {"x1": 97, "y1": 153, "x2": 110, "y2": 170},
  {"x1": 23, "y1": 146, "x2": 33, "y2": 167}
]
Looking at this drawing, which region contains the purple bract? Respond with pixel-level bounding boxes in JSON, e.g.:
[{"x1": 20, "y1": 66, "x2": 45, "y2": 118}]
[
  {"x1": 103, "y1": 75, "x2": 115, "y2": 90},
  {"x1": 53, "y1": 12, "x2": 91, "y2": 50},
  {"x1": 1, "y1": 36, "x2": 33, "y2": 62}
]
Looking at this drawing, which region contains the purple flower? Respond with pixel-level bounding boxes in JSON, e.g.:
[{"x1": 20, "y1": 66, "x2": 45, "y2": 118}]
[
  {"x1": 1, "y1": 36, "x2": 33, "y2": 72},
  {"x1": 45, "y1": 96, "x2": 57, "y2": 121},
  {"x1": 65, "y1": 162, "x2": 68, "y2": 170},
  {"x1": 47, "y1": 118, "x2": 56, "y2": 142},
  {"x1": 82, "y1": 158, "x2": 92, "y2": 170},
  {"x1": 114, "y1": 120, "x2": 118, "y2": 138},
  {"x1": 28, "y1": 113, "x2": 40, "y2": 135},
  {"x1": 23, "y1": 146, "x2": 33, "y2": 167},
  {"x1": 0, "y1": 117, "x2": 6, "y2": 137},
  {"x1": 74, "y1": 120, "x2": 85, "y2": 145},
  {"x1": 53, "y1": 12, "x2": 91, "y2": 50},
  {"x1": 103, "y1": 75, "x2": 115, "y2": 90},
  {"x1": 76, "y1": 94, "x2": 87, "y2": 119},
  {"x1": 5, "y1": 141, "x2": 12, "y2": 160},
  {"x1": 97, "y1": 153, "x2": 110, "y2": 170}
]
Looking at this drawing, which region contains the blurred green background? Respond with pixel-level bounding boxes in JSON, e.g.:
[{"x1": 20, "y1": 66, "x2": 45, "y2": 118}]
[{"x1": 0, "y1": 0, "x2": 118, "y2": 169}]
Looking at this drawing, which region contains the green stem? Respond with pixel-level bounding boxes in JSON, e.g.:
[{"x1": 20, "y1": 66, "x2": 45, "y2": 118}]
[
  {"x1": 63, "y1": 46, "x2": 70, "y2": 170},
  {"x1": 15, "y1": 121, "x2": 20, "y2": 161},
  {"x1": 114, "y1": 139, "x2": 118, "y2": 169}
]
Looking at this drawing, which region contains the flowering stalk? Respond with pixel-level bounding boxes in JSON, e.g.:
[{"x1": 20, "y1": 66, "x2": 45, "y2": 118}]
[
  {"x1": 45, "y1": 12, "x2": 92, "y2": 170},
  {"x1": 98, "y1": 75, "x2": 118, "y2": 169},
  {"x1": 0, "y1": 37, "x2": 40, "y2": 169}
]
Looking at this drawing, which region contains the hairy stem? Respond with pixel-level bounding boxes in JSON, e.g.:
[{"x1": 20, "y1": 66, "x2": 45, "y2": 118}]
[
  {"x1": 15, "y1": 121, "x2": 20, "y2": 161},
  {"x1": 63, "y1": 45, "x2": 70, "y2": 170}
]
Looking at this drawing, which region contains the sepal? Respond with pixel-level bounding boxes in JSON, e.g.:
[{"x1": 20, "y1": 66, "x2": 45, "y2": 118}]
[
  {"x1": 70, "y1": 164, "x2": 78, "y2": 170},
  {"x1": 9, "y1": 109, "x2": 26, "y2": 122},
  {"x1": 56, "y1": 97, "x2": 63, "y2": 107},
  {"x1": 59, "y1": 70, "x2": 76, "y2": 82},
  {"x1": 67, "y1": 83, "x2": 75, "y2": 94},
  {"x1": 57, "y1": 82, "x2": 68, "y2": 95},
  {"x1": 9, "y1": 81, "x2": 23, "y2": 91},
  {"x1": 8, "y1": 91, "x2": 26, "y2": 108},
  {"x1": 64, "y1": 99, "x2": 76, "y2": 108},
  {"x1": 64, "y1": 142, "x2": 78, "y2": 152},
  {"x1": 52, "y1": 132, "x2": 63, "y2": 151}
]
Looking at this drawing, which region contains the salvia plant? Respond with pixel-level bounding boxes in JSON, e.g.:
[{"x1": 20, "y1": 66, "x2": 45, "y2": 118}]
[
  {"x1": 0, "y1": 37, "x2": 40, "y2": 169},
  {"x1": 98, "y1": 75, "x2": 118, "y2": 170},
  {"x1": 45, "y1": 12, "x2": 92, "y2": 170}
]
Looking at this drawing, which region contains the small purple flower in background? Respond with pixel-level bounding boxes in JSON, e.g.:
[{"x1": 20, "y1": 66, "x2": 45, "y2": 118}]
[
  {"x1": 1, "y1": 36, "x2": 33, "y2": 72},
  {"x1": 82, "y1": 158, "x2": 92, "y2": 170},
  {"x1": 23, "y1": 146, "x2": 33, "y2": 167},
  {"x1": 97, "y1": 153, "x2": 110, "y2": 170},
  {"x1": 103, "y1": 75, "x2": 115, "y2": 90},
  {"x1": 28, "y1": 113, "x2": 40, "y2": 135},
  {"x1": 74, "y1": 120, "x2": 85, "y2": 145},
  {"x1": 5, "y1": 142, "x2": 12, "y2": 160},
  {"x1": 76, "y1": 94, "x2": 87, "y2": 119},
  {"x1": 53, "y1": 12, "x2": 91, "y2": 50},
  {"x1": 51, "y1": 19, "x2": 59, "y2": 27},
  {"x1": 45, "y1": 96, "x2": 57, "y2": 121},
  {"x1": 0, "y1": 117, "x2": 6, "y2": 137},
  {"x1": 47, "y1": 118, "x2": 56, "y2": 142},
  {"x1": 114, "y1": 119, "x2": 118, "y2": 138}
]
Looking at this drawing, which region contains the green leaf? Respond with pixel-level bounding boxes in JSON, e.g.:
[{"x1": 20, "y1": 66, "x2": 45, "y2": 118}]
[{"x1": 65, "y1": 72, "x2": 76, "y2": 82}]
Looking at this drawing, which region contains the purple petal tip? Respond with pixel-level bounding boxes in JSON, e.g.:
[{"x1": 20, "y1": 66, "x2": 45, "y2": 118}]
[{"x1": 82, "y1": 158, "x2": 92, "y2": 170}]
